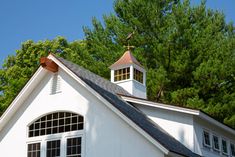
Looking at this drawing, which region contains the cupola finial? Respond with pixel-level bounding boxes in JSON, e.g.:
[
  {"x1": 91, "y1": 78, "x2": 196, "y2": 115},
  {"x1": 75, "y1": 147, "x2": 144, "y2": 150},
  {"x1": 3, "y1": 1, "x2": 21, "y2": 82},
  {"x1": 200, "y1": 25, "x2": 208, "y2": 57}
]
[
  {"x1": 124, "y1": 28, "x2": 136, "y2": 51},
  {"x1": 110, "y1": 31, "x2": 147, "y2": 99}
]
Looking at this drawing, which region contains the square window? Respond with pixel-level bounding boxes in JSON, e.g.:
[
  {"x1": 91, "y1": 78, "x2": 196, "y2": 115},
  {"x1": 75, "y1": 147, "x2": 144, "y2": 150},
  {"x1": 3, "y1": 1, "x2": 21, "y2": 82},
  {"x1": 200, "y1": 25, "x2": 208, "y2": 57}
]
[
  {"x1": 67, "y1": 137, "x2": 82, "y2": 157},
  {"x1": 27, "y1": 143, "x2": 40, "y2": 157},
  {"x1": 47, "y1": 140, "x2": 60, "y2": 157}
]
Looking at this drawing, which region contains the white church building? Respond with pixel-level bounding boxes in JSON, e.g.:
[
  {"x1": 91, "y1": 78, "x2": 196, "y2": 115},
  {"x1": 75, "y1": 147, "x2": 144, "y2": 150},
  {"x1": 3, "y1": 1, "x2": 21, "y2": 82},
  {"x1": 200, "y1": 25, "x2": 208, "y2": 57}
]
[{"x1": 0, "y1": 51, "x2": 234, "y2": 157}]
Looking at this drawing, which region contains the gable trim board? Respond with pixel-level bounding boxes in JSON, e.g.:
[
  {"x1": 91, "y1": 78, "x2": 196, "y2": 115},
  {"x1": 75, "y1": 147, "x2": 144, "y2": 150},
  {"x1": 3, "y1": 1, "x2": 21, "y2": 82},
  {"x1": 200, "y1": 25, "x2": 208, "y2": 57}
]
[
  {"x1": 0, "y1": 54, "x2": 200, "y2": 157},
  {"x1": 121, "y1": 95, "x2": 235, "y2": 136}
]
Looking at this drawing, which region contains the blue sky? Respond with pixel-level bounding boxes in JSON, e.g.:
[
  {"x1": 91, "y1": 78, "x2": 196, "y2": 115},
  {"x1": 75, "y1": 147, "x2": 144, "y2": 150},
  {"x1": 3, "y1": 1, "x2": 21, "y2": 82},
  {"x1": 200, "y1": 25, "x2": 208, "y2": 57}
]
[{"x1": 0, "y1": 0, "x2": 234, "y2": 66}]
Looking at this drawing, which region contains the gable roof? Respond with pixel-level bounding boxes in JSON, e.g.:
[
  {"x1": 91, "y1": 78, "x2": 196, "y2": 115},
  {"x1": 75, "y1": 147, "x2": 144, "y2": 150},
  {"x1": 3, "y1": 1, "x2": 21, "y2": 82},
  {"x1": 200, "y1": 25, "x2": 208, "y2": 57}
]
[
  {"x1": 0, "y1": 54, "x2": 200, "y2": 157},
  {"x1": 109, "y1": 50, "x2": 143, "y2": 69},
  {"x1": 56, "y1": 56, "x2": 201, "y2": 157}
]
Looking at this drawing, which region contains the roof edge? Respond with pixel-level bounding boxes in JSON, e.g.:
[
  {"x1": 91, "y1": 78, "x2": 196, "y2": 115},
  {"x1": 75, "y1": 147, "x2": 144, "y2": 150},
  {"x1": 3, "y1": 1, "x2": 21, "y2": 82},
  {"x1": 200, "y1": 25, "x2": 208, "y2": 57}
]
[
  {"x1": 120, "y1": 95, "x2": 200, "y2": 115},
  {"x1": 120, "y1": 95, "x2": 235, "y2": 135}
]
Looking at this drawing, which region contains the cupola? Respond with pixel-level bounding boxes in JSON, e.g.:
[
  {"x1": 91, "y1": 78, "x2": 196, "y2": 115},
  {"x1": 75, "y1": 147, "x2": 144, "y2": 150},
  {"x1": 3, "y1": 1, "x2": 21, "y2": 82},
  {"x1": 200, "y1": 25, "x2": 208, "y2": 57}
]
[{"x1": 110, "y1": 50, "x2": 146, "y2": 99}]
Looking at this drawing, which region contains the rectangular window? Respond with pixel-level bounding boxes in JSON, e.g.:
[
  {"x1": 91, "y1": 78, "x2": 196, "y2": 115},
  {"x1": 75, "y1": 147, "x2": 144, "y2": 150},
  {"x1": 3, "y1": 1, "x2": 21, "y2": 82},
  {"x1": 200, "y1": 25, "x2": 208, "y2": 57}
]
[
  {"x1": 203, "y1": 130, "x2": 211, "y2": 147},
  {"x1": 114, "y1": 67, "x2": 130, "y2": 82},
  {"x1": 134, "y1": 68, "x2": 143, "y2": 83},
  {"x1": 212, "y1": 135, "x2": 220, "y2": 151},
  {"x1": 67, "y1": 137, "x2": 82, "y2": 157},
  {"x1": 222, "y1": 139, "x2": 228, "y2": 155},
  {"x1": 231, "y1": 143, "x2": 235, "y2": 157},
  {"x1": 47, "y1": 140, "x2": 60, "y2": 157},
  {"x1": 28, "y1": 143, "x2": 40, "y2": 157}
]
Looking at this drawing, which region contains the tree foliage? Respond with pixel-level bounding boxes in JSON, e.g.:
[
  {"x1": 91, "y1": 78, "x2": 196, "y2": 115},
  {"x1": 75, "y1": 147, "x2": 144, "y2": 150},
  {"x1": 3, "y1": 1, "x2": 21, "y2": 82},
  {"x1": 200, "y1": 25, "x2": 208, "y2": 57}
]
[
  {"x1": 0, "y1": 37, "x2": 97, "y2": 115},
  {"x1": 0, "y1": 0, "x2": 235, "y2": 128},
  {"x1": 83, "y1": 0, "x2": 235, "y2": 128}
]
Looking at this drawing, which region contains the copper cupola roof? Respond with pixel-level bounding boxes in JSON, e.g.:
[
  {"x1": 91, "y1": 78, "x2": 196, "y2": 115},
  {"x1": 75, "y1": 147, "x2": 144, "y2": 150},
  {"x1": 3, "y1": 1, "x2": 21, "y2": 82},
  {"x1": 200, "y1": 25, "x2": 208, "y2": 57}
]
[{"x1": 110, "y1": 50, "x2": 143, "y2": 69}]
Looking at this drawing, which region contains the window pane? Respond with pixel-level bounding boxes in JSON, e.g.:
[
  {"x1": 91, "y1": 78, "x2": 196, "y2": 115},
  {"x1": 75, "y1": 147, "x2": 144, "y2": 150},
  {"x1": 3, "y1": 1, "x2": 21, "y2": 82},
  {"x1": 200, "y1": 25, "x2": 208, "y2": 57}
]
[
  {"x1": 114, "y1": 67, "x2": 130, "y2": 82},
  {"x1": 28, "y1": 143, "x2": 40, "y2": 157},
  {"x1": 222, "y1": 139, "x2": 228, "y2": 154},
  {"x1": 47, "y1": 140, "x2": 60, "y2": 157},
  {"x1": 203, "y1": 131, "x2": 211, "y2": 147},
  {"x1": 67, "y1": 137, "x2": 81, "y2": 157},
  {"x1": 28, "y1": 112, "x2": 84, "y2": 137},
  {"x1": 212, "y1": 135, "x2": 220, "y2": 151},
  {"x1": 134, "y1": 68, "x2": 143, "y2": 83}
]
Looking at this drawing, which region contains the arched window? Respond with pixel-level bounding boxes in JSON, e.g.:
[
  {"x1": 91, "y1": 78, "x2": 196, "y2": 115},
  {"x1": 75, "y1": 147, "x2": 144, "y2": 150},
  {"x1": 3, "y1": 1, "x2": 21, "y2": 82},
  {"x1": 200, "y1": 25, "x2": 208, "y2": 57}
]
[
  {"x1": 29, "y1": 112, "x2": 83, "y2": 137},
  {"x1": 27, "y1": 112, "x2": 84, "y2": 157}
]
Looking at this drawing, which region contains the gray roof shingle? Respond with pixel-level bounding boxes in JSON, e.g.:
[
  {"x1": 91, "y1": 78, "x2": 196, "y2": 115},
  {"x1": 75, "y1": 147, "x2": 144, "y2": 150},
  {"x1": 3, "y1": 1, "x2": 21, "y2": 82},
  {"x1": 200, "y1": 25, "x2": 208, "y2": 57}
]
[{"x1": 57, "y1": 56, "x2": 201, "y2": 157}]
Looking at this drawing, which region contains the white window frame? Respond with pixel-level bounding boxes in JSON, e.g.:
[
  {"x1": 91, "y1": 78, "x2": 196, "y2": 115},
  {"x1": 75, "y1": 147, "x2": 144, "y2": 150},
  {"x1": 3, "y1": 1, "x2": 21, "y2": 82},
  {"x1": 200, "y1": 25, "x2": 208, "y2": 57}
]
[
  {"x1": 27, "y1": 112, "x2": 85, "y2": 157},
  {"x1": 27, "y1": 130, "x2": 84, "y2": 157},
  {"x1": 203, "y1": 130, "x2": 211, "y2": 148},
  {"x1": 230, "y1": 142, "x2": 235, "y2": 157},
  {"x1": 27, "y1": 141, "x2": 41, "y2": 157},
  {"x1": 212, "y1": 134, "x2": 220, "y2": 152},
  {"x1": 222, "y1": 138, "x2": 229, "y2": 156}
]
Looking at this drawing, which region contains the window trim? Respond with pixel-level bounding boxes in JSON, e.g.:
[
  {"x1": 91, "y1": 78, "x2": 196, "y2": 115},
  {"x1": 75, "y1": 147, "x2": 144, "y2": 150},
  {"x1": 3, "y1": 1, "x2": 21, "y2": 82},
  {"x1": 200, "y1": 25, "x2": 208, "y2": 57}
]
[
  {"x1": 27, "y1": 130, "x2": 84, "y2": 157},
  {"x1": 203, "y1": 130, "x2": 211, "y2": 148},
  {"x1": 27, "y1": 112, "x2": 85, "y2": 157}
]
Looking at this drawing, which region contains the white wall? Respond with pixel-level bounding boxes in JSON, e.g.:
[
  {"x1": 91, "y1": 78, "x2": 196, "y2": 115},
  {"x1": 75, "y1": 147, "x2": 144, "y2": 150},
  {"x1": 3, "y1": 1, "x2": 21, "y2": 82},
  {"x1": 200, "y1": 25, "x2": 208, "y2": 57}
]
[
  {"x1": 0, "y1": 68, "x2": 164, "y2": 157},
  {"x1": 135, "y1": 104, "x2": 194, "y2": 151},
  {"x1": 193, "y1": 117, "x2": 235, "y2": 157}
]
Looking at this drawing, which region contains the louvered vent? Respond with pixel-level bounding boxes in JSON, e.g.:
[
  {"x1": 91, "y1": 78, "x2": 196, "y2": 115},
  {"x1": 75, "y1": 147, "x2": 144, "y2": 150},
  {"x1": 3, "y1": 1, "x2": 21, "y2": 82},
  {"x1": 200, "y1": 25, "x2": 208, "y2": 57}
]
[{"x1": 50, "y1": 73, "x2": 61, "y2": 94}]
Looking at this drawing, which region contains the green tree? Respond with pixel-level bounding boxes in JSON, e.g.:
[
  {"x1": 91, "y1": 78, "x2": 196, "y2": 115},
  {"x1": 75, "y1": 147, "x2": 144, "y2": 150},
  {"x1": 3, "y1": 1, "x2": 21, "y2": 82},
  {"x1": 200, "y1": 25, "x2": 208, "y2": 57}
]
[
  {"x1": 83, "y1": 0, "x2": 235, "y2": 128},
  {"x1": 0, "y1": 0, "x2": 234, "y2": 128}
]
